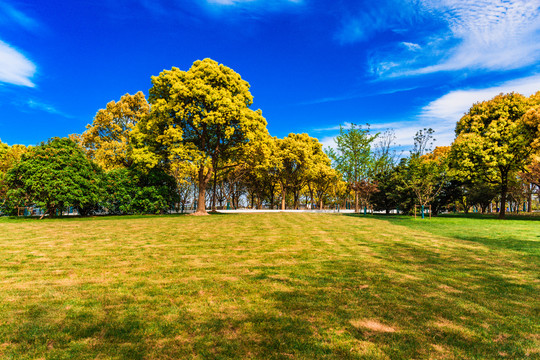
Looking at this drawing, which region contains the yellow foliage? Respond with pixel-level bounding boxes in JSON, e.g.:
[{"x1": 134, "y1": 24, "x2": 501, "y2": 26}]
[{"x1": 82, "y1": 91, "x2": 149, "y2": 170}]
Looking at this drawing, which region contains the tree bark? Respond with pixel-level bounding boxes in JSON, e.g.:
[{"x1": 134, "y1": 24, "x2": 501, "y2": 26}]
[
  {"x1": 281, "y1": 188, "x2": 286, "y2": 210},
  {"x1": 354, "y1": 191, "x2": 359, "y2": 213},
  {"x1": 195, "y1": 166, "x2": 212, "y2": 215}
]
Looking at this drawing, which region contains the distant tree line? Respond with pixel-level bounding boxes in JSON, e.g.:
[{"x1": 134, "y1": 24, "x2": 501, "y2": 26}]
[{"x1": 1, "y1": 59, "x2": 539, "y2": 219}]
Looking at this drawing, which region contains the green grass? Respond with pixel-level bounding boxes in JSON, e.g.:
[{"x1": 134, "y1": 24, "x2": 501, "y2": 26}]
[{"x1": 0, "y1": 213, "x2": 538, "y2": 359}]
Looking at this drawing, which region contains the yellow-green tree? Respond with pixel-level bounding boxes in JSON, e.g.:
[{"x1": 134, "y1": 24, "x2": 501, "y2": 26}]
[
  {"x1": 275, "y1": 133, "x2": 325, "y2": 210},
  {"x1": 451, "y1": 92, "x2": 540, "y2": 219},
  {"x1": 238, "y1": 135, "x2": 279, "y2": 209},
  {"x1": 0, "y1": 141, "x2": 27, "y2": 207},
  {"x1": 133, "y1": 59, "x2": 268, "y2": 215},
  {"x1": 306, "y1": 152, "x2": 339, "y2": 209},
  {"x1": 81, "y1": 91, "x2": 149, "y2": 170}
]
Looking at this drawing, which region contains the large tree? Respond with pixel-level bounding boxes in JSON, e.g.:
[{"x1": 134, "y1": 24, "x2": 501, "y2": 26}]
[
  {"x1": 451, "y1": 92, "x2": 540, "y2": 219},
  {"x1": 133, "y1": 59, "x2": 268, "y2": 215},
  {"x1": 327, "y1": 123, "x2": 378, "y2": 212},
  {"x1": 5, "y1": 138, "x2": 102, "y2": 217},
  {"x1": 81, "y1": 92, "x2": 149, "y2": 170}
]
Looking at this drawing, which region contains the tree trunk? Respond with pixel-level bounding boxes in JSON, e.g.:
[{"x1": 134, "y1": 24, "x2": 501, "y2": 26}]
[
  {"x1": 211, "y1": 167, "x2": 217, "y2": 212},
  {"x1": 281, "y1": 188, "x2": 286, "y2": 210},
  {"x1": 354, "y1": 191, "x2": 359, "y2": 213},
  {"x1": 195, "y1": 166, "x2": 212, "y2": 215},
  {"x1": 528, "y1": 187, "x2": 532, "y2": 212},
  {"x1": 499, "y1": 171, "x2": 508, "y2": 219},
  {"x1": 319, "y1": 199, "x2": 323, "y2": 210}
]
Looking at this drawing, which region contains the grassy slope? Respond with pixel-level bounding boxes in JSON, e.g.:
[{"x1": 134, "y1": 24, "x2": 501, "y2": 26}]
[{"x1": 0, "y1": 213, "x2": 538, "y2": 359}]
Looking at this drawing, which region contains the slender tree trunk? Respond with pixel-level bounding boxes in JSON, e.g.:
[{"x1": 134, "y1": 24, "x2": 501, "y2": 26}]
[
  {"x1": 281, "y1": 188, "x2": 286, "y2": 210},
  {"x1": 211, "y1": 167, "x2": 218, "y2": 212},
  {"x1": 528, "y1": 186, "x2": 532, "y2": 212},
  {"x1": 195, "y1": 166, "x2": 212, "y2": 215},
  {"x1": 499, "y1": 171, "x2": 508, "y2": 219},
  {"x1": 354, "y1": 191, "x2": 359, "y2": 213}
]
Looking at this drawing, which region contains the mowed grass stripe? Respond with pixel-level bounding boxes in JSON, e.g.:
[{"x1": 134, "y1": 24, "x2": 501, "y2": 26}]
[{"x1": 0, "y1": 213, "x2": 538, "y2": 359}]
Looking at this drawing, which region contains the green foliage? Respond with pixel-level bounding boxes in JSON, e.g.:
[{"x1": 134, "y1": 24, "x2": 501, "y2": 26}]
[
  {"x1": 450, "y1": 92, "x2": 540, "y2": 218},
  {"x1": 327, "y1": 123, "x2": 379, "y2": 211},
  {"x1": 101, "y1": 167, "x2": 179, "y2": 215},
  {"x1": 4, "y1": 138, "x2": 102, "y2": 216}
]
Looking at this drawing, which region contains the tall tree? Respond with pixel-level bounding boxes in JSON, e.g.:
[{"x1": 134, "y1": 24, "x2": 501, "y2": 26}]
[
  {"x1": 327, "y1": 124, "x2": 378, "y2": 212},
  {"x1": 81, "y1": 92, "x2": 149, "y2": 170},
  {"x1": 5, "y1": 138, "x2": 101, "y2": 217},
  {"x1": 133, "y1": 58, "x2": 268, "y2": 215},
  {"x1": 275, "y1": 133, "x2": 324, "y2": 210},
  {"x1": 403, "y1": 146, "x2": 450, "y2": 217},
  {"x1": 450, "y1": 92, "x2": 540, "y2": 219}
]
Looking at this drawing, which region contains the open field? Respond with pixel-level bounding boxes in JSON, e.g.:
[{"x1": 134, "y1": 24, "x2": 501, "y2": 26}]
[{"x1": 0, "y1": 213, "x2": 538, "y2": 359}]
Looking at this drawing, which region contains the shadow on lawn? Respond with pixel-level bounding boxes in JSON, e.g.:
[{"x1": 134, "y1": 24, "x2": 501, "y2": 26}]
[{"x1": 2, "y1": 214, "x2": 538, "y2": 359}]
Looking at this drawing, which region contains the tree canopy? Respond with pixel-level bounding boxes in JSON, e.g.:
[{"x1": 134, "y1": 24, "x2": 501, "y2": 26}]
[
  {"x1": 450, "y1": 92, "x2": 540, "y2": 218},
  {"x1": 133, "y1": 58, "x2": 269, "y2": 215},
  {"x1": 81, "y1": 92, "x2": 150, "y2": 170},
  {"x1": 5, "y1": 138, "x2": 101, "y2": 217}
]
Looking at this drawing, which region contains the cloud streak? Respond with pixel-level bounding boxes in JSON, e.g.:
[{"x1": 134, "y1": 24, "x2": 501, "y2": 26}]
[
  {"x1": 0, "y1": 1, "x2": 40, "y2": 31},
  {"x1": 201, "y1": 0, "x2": 303, "y2": 14},
  {"x1": 312, "y1": 74, "x2": 540, "y2": 152},
  {"x1": 421, "y1": 74, "x2": 540, "y2": 123},
  {"x1": 26, "y1": 99, "x2": 73, "y2": 118},
  {"x1": 340, "y1": 0, "x2": 540, "y2": 77},
  {"x1": 0, "y1": 41, "x2": 36, "y2": 87}
]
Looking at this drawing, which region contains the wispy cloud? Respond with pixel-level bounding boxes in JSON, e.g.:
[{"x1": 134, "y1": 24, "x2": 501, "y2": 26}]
[
  {"x1": 202, "y1": 0, "x2": 303, "y2": 13},
  {"x1": 0, "y1": 1, "x2": 40, "y2": 31},
  {"x1": 340, "y1": 0, "x2": 540, "y2": 77},
  {"x1": 26, "y1": 99, "x2": 72, "y2": 118},
  {"x1": 335, "y1": 0, "x2": 423, "y2": 44},
  {"x1": 0, "y1": 41, "x2": 36, "y2": 87},
  {"x1": 421, "y1": 74, "x2": 540, "y2": 123},
  {"x1": 408, "y1": 0, "x2": 540, "y2": 74},
  {"x1": 206, "y1": 0, "x2": 301, "y2": 6},
  {"x1": 299, "y1": 86, "x2": 419, "y2": 106}
]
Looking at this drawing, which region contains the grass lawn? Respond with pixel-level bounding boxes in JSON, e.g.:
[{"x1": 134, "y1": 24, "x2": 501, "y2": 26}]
[{"x1": 0, "y1": 213, "x2": 538, "y2": 359}]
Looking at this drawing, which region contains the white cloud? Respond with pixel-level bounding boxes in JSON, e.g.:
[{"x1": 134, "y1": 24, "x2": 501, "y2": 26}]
[
  {"x1": 353, "y1": 0, "x2": 540, "y2": 76},
  {"x1": 417, "y1": 74, "x2": 540, "y2": 145},
  {"x1": 0, "y1": 40, "x2": 36, "y2": 87},
  {"x1": 335, "y1": 0, "x2": 422, "y2": 44},
  {"x1": 421, "y1": 74, "x2": 540, "y2": 123},
  {"x1": 402, "y1": 42, "x2": 421, "y2": 51},
  {"x1": 411, "y1": 0, "x2": 540, "y2": 74},
  {"x1": 26, "y1": 99, "x2": 72, "y2": 118}
]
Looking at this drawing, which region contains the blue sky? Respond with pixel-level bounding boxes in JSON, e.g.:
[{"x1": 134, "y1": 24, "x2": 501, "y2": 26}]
[{"x1": 1, "y1": 0, "x2": 539, "y2": 150}]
